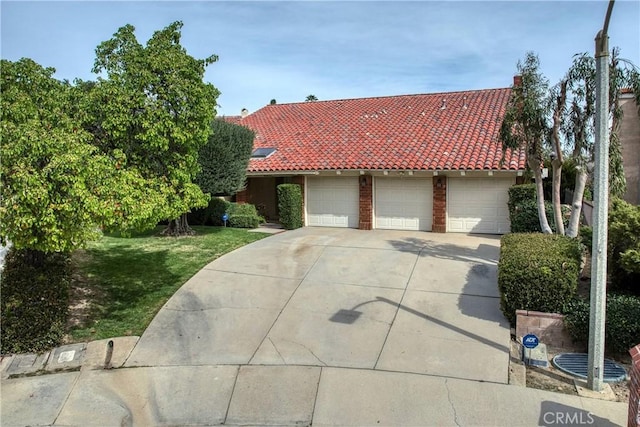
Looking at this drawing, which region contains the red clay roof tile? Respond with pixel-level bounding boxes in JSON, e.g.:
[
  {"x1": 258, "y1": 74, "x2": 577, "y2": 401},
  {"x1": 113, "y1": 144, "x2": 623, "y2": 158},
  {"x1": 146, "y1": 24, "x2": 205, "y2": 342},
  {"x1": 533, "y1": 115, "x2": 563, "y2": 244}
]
[{"x1": 237, "y1": 88, "x2": 525, "y2": 172}]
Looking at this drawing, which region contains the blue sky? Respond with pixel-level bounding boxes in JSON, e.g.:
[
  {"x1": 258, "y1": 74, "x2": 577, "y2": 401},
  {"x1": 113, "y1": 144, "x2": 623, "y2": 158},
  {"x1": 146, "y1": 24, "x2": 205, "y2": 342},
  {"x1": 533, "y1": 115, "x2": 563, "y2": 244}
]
[{"x1": 2, "y1": 1, "x2": 639, "y2": 117}]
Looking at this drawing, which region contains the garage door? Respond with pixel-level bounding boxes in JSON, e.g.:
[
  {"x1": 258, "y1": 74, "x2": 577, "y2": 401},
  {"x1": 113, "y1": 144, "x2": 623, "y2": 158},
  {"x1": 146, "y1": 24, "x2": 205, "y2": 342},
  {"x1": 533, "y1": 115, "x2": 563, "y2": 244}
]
[
  {"x1": 375, "y1": 178, "x2": 432, "y2": 231},
  {"x1": 307, "y1": 177, "x2": 359, "y2": 228},
  {"x1": 447, "y1": 178, "x2": 514, "y2": 234}
]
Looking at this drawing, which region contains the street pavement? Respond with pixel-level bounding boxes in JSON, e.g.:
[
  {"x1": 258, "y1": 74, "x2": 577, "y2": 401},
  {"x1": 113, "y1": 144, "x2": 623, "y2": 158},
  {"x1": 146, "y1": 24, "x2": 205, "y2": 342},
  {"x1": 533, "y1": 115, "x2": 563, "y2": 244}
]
[{"x1": 0, "y1": 228, "x2": 628, "y2": 426}]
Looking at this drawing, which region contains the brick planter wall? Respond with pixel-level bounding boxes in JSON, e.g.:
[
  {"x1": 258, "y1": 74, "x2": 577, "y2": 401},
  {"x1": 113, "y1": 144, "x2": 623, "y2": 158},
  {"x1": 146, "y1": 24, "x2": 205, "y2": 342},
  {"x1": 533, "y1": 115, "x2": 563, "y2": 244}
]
[
  {"x1": 432, "y1": 176, "x2": 447, "y2": 233},
  {"x1": 629, "y1": 344, "x2": 640, "y2": 427},
  {"x1": 515, "y1": 310, "x2": 580, "y2": 350},
  {"x1": 359, "y1": 175, "x2": 373, "y2": 230}
]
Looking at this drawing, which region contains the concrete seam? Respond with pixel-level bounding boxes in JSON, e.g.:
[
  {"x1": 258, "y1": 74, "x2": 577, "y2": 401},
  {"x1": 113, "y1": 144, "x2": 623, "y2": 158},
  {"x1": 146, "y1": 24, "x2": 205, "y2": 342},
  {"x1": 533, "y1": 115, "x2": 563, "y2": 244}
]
[
  {"x1": 373, "y1": 248, "x2": 421, "y2": 369},
  {"x1": 310, "y1": 366, "x2": 324, "y2": 426},
  {"x1": 222, "y1": 365, "x2": 241, "y2": 425},
  {"x1": 247, "y1": 245, "x2": 328, "y2": 365},
  {"x1": 51, "y1": 370, "x2": 83, "y2": 426}
]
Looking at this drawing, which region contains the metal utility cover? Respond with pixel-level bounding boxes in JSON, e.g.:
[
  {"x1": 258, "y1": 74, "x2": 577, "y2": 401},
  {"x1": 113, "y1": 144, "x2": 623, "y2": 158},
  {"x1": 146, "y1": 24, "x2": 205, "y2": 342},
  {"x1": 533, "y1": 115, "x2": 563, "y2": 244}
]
[{"x1": 552, "y1": 353, "x2": 627, "y2": 383}]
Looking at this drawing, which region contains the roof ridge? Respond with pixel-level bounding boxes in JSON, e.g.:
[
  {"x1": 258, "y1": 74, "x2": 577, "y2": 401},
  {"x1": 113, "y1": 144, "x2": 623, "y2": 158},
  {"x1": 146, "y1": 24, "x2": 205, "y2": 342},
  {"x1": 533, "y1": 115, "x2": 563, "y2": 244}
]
[{"x1": 262, "y1": 87, "x2": 511, "y2": 108}]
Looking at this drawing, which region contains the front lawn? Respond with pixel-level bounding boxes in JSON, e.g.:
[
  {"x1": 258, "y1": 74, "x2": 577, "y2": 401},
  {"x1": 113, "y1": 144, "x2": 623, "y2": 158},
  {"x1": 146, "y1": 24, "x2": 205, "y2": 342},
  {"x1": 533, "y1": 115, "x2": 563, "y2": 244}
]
[{"x1": 68, "y1": 226, "x2": 269, "y2": 341}]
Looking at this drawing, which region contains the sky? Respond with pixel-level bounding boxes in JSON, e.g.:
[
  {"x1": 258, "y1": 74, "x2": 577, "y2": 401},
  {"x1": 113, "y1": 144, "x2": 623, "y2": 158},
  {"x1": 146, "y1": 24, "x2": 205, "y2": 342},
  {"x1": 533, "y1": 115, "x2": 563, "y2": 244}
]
[{"x1": 1, "y1": 1, "x2": 639, "y2": 117}]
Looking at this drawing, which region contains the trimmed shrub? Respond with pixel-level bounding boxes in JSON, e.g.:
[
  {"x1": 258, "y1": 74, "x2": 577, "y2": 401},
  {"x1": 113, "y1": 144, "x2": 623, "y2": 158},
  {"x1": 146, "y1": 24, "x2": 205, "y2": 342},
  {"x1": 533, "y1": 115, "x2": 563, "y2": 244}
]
[
  {"x1": 507, "y1": 182, "x2": 569, "y2": 233},
  {"x1": 228, "y1": 214, "x2": 261, "y2": 229},
  {"x1": 277, "y1": 184, "x2": 303, "y2": 230},
  {"x1": 209, "y1": 198, "x2": 232, "y2": 226},
  {"x1": 498, "y1": 233, "x2": 581, "y2": 325},
  {"x1": 1, "y1": 249, "x2": 71, "y2": 354},
  {"x1": 608, "y1": 198, "x2": 640, "y2": 294},
  {"x1": 564, "y1": 294, "x2": 640, "y2": 354},
  {"x1": 187, "y1": 197, "x2": 231, "y2": 226},
  {"x1": 226, "y1": 202, "x2": 264, "y2": 228}
]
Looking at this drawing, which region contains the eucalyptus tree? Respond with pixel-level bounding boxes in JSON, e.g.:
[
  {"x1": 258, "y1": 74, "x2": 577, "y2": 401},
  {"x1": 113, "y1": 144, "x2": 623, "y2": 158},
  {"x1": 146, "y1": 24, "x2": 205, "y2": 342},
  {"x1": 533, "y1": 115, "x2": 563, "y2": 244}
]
[{"x1": 501, "y1": 52, "x2": 553, "y2": 234}]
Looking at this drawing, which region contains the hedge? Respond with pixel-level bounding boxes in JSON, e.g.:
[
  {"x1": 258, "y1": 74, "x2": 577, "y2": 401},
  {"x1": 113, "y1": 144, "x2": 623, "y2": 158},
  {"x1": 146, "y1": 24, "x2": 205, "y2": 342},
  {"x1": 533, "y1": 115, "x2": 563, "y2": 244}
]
[
  {"x1": 1, "y1": 249, "x2": 71, "y2": 354},
  {"x1": 226, "y1": 202, "x2": 264, "y2": 228},
  {"x1": 277, "y1": 184, "x2": 303, "y2": 230},
  {"x1": 507, "y1": 184, "x2": 569, "y2": 233},
  {"x1": 608, "y1": 198, "x2": 640, "y2": 294},
  {"x1": 498, "y1": 233, "x2": 581, "y2": 325},
  {"x1": 187, "y1": 197, "x2": 230, "y2": 226},
  {"x1": 564, "y1": 293, "x2": 640, "y2": 355}
]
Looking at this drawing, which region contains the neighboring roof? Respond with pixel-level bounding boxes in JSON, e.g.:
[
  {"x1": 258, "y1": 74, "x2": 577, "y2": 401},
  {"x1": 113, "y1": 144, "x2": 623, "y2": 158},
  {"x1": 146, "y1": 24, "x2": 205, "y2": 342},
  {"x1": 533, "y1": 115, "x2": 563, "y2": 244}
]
[
  {"x1": 237, "y1": 88, "x2": 526, "y2": 173},
  {"x1": 219, "y1": 115, "x2": 243, "y2": 125}
]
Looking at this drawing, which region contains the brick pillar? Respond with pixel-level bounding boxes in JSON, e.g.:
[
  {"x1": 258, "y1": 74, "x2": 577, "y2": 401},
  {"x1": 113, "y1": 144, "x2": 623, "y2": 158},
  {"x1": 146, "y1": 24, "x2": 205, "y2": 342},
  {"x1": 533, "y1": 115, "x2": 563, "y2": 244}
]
[
  {"x1": 629, "y1": 344, "x2": 640, "y2": 427},
  {"x1": 358, "y1": 175, "x2": 373, "y2": 230},
  {"x1": 292, "y1": 176, "x2": 306, "y2": 225},
  {"x1": 515, "y1": 176, "x2": 525, "y2": 185},
  {"x1": 432, "y1": 176, "x2": 446, "y2": 233}
]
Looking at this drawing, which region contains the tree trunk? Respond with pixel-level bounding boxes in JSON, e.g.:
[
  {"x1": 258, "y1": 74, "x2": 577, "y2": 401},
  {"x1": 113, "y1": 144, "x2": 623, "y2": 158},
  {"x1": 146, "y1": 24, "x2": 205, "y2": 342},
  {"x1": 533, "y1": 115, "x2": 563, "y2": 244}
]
[
  {"x1": 566, "y1": 165, "x2": 588, "y2": 238},
  {"x1": 551, "y1": 158, "x2": 565, "y2": 235},
  {"x1": 530, "y1": 158, "x2": 553, "y2": 234},
  {"x1": 162, "y1": 213, "x2": 195, "y2": 236}
]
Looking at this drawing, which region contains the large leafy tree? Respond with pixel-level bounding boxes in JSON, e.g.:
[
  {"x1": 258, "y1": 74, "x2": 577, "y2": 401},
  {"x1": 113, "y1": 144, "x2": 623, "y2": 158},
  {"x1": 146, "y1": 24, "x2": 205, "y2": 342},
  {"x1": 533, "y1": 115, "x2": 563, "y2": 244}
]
[
  {"x1": 501, "y1": 52, "x2": 553, "y2": 234},
  {"x1": 84, "y1": 21, "x2": 220, "y2": 236},
  {"x1": 0, "y1": 58, "x2": 161, "y2": 263},
  {"x1": 196, "y1": 119, "x2": 255, "y2": 196}
]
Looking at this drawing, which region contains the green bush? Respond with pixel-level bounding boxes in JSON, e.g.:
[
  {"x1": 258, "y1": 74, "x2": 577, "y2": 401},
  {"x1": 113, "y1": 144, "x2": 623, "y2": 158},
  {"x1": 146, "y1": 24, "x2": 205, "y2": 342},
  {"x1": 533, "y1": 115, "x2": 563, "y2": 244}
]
[
  {"x1": 209, "y1": 198, "x2": 232, "y2": 226},
  {"x1": 608, "y1": 198, "x2": 640, "y2": 294},
  {"x1": 277, "y1": 184, "x2": 303, "y2": 230},
  {"x1": 498, "y1": 233, "x2": 581, "y2": 325},
  {"x1": 564, "y1": 294, "x2": 640, "y2": 354},
  {"x1": 227, "y1": 214, "x2": 261, "y2": 229},
  {"x1": 187, "y1": 197, "x2": 231, "y2": 226},
  {"x1": 225, "y1": 202, "x2": 264, "y2": 228},
  {"x1": 1, "y1": 249, "x2": 71, "y2": 354}
]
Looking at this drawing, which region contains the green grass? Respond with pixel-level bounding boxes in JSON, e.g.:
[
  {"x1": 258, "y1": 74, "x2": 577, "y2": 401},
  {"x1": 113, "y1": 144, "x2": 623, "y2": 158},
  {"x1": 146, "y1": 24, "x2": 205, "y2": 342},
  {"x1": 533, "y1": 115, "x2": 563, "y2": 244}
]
[{"x1": 68, "y1": 226, "x2": 269, "y2": 341}]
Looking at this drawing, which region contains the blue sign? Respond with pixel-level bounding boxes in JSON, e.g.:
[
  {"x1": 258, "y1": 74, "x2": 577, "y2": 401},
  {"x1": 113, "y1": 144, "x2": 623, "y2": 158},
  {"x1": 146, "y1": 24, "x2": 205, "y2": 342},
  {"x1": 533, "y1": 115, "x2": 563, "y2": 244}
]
[
  {"x1": 522, "y1": 334, "x2": 539, "y2": 349},
  {"x1": 222, "y1": 213, "x2": 229, "y2": 221}
]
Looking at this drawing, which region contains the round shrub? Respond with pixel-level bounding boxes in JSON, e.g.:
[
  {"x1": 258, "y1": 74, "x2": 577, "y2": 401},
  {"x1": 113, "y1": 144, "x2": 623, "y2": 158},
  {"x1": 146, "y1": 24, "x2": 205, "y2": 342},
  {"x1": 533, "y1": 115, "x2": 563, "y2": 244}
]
[
  {"x1": 1, "y1": 249, "x2": 71, "y2": 354},
  {"x1": 564, "y1": 294, "x2": 640, "y2": 355},
  {"x1": 498, "y1": 233, "x2": 581, "y2": 325}
]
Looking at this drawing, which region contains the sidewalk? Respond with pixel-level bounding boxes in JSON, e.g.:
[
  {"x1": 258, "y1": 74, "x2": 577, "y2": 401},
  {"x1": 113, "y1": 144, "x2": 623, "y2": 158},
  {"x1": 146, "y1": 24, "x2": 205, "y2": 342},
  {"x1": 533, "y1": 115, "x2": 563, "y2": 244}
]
[{"x1": 0, "y1": 337, "x2": 628, "y2": 426}]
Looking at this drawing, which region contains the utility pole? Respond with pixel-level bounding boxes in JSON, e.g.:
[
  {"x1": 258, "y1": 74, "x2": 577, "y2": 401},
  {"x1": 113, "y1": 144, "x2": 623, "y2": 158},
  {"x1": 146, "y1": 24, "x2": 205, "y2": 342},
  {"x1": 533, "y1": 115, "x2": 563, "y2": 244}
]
[{"x1": 587, "y1": 0, "x2": 614, "y2": 392}]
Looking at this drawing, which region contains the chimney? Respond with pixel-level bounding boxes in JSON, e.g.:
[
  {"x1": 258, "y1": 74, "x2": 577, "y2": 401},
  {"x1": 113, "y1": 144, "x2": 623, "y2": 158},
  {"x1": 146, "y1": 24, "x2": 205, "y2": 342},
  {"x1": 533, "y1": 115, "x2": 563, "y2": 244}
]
[
  {"x1": 241, "y1": 108, "x2": 249, "y2": 118},
  {"x1": 513, "y1": 75, "x2": 522, "y2": 87}
]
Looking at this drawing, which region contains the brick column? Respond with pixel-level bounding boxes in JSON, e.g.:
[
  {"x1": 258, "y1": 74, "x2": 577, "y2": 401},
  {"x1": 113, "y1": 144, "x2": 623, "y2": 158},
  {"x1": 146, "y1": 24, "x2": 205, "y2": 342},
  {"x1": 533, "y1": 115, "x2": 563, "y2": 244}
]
[
  {"x1": 358, "y1": 175, "x2": 373, "y2": 230},
  {"x1": 292, "y1": 176, "x2": 306, "y2": 225},
  {"x1": 236, "y1": 189, "x2": 248, "y2": 204},
  {"x1": 629, "y1": 344, "x2": 640, "y2": 427},
  {"x1": 432, "y1": 176, "x2": 447, "y2": 233}
]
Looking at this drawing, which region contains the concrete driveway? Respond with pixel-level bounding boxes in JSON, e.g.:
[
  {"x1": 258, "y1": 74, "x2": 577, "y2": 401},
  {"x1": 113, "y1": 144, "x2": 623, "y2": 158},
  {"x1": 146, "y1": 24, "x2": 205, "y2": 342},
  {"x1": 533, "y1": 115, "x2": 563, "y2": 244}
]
[
  {"x1": 3, "y1": 228, "x2": 629, "y2": 426},
  {"x1": 126, "y1": 227, "x2": 510, "y2": 383}
]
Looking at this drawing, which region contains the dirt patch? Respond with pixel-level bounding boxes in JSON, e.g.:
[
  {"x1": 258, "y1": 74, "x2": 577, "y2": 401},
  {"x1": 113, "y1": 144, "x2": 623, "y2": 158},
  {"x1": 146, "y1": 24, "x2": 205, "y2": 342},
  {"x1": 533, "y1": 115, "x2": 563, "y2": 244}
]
[
  {"x1": 63, "y1": 250, "x2": 105, "y2": 343},
  {"x1": 518, "y1": 342, "x2": 630, "y2": 403}
]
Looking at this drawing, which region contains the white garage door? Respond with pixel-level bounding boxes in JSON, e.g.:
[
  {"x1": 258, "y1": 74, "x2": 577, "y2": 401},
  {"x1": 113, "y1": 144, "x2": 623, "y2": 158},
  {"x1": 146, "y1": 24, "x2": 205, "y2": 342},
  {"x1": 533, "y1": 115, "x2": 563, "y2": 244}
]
[
  {"x1": 375, "y1": 178, "x2": 433, "y2": 231},
  {"x1": 307, "y1": 177, "x2": 359, "y2": 228},
  {"x1": 447, "y1": 177, "x2": 514, "y2": 234}
]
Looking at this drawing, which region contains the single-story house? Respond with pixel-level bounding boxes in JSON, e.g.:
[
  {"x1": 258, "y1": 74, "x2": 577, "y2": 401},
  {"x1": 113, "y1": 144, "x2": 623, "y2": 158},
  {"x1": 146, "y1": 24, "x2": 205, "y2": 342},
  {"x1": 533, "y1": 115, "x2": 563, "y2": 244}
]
[{"x1": 229, "y1": 79, "x2": 526, "y2": 234}]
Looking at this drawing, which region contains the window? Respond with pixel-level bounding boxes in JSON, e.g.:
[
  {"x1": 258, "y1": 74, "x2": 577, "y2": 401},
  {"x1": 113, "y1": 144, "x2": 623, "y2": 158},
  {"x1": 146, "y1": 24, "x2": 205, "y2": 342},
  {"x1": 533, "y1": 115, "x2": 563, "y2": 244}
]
[{"x1": 251, "y1": 147, "x2": 276, "y2": 159}]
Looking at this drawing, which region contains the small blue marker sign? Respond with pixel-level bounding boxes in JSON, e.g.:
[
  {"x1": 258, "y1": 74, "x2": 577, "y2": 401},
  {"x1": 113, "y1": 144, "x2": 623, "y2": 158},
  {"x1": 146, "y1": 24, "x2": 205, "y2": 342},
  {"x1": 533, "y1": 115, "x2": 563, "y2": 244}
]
[
  {"x1": 222, "y1": 213, "x2": 229, "y2": 227},
  {"x1": 522, "y1": 334, "x2": 539, "y2": 349}
]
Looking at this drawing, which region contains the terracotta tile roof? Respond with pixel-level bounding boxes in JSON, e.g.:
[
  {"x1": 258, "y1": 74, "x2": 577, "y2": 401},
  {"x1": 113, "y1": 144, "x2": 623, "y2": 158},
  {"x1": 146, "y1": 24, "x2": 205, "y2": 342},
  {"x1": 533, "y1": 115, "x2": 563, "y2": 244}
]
[
  {"x1": 238, "y1": 88, "x2": 526, "y2": 172},
  {"x1": 220, "y1": 115, "x2": 243, "y2": 125}
]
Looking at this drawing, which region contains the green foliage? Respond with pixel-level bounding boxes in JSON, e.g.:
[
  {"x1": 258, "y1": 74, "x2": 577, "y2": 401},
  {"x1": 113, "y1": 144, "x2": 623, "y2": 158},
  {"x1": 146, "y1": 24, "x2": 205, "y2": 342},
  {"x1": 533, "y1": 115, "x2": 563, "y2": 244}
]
[
  {"x1": 197, "y1": 119, "x2": 254, "y2": 196},
  {"x1": 226, "y1": 203, "x2": 264, "y2": 228},
  {"x1": 277, "y1": 184, "x2": 303, "y2": 230},
  {"x1": 564, "y1": 294, "x2": 640, "y2": 354},
  {"x1": 228, "y1": 214, "x2": 261, "y2": 229},
  {"x1": 498, "y1": 233, "x2": 581, "y2": 325},
  {"x1": 0, "y1": 58, "x2": 162, "y2": 252},
  {"x1": 500, "y1": 52, "x2": 549, "y2": 159},
  {"x1": 608, "y1": 198, "x2": 640, "y2": 294},
  {"x1": 507, "y1": 184, "x2": 568, "y2": 233},
  {"x1": 579, "y1": 225, "x2": 592, "y2": 249},
  {"x1": 187, "y1": 198, "x2": 231, "y2": 226},
  {"x1": 1, "y1": 249, "x2": 70, "y2": 353},
  {"x1": 84, "y1": 21, "x2": 219, "y2": 227}
]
